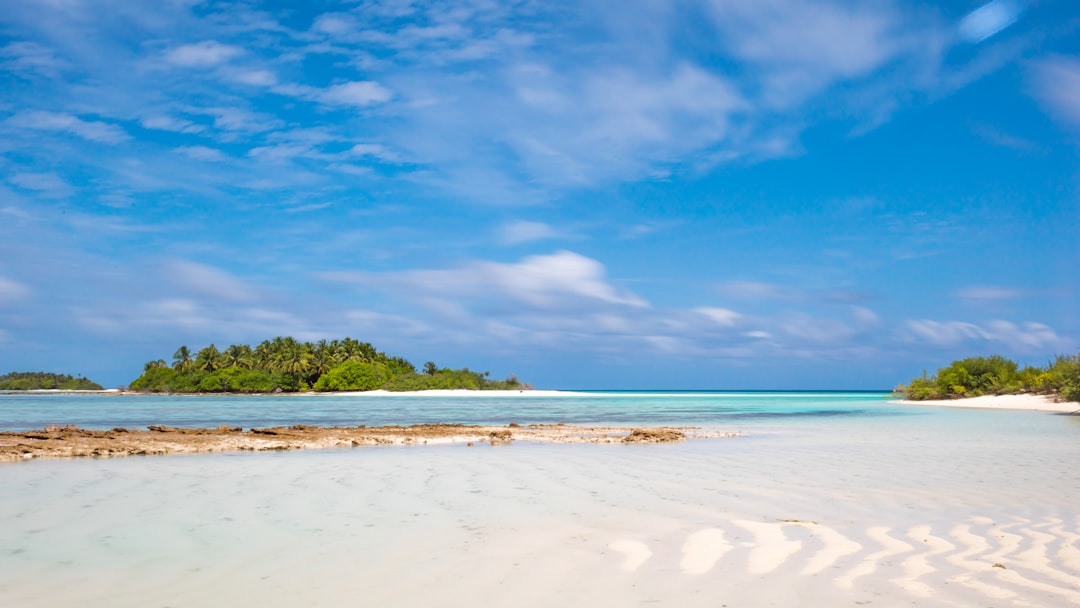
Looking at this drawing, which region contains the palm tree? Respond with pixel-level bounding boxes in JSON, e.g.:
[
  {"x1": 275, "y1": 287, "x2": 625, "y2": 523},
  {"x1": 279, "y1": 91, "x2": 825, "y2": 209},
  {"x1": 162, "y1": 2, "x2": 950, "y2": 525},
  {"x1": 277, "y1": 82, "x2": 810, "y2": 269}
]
[
  {"x1": 223, "y1": 344, "x2": 252, "y2": 369},
  {"x1": 196, "y1": 344, "x2": 224, "y2": 372},
  {"x1": 143, "y1": 359, "x2": 168, "y2": 372},
  {"x1": 307, "y1": 340, "x2": 333, "y2": 384},
  {"x1": 173, "y1": 346, "x2": 193, "y2": 372}
]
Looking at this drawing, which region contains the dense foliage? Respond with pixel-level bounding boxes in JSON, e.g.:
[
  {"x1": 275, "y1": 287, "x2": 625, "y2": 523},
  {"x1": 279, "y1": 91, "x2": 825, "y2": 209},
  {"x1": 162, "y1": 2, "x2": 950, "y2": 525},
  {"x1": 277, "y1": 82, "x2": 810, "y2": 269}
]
[
  {"x1": 896, "y1": 353, "x2": 1080, "y2": 402},
  {"x1": 128, "y1": 337, "x2": 526, "y2": 393},
  {"x1": 0, "y1": 371, "x2": 104, "y2": 391}
]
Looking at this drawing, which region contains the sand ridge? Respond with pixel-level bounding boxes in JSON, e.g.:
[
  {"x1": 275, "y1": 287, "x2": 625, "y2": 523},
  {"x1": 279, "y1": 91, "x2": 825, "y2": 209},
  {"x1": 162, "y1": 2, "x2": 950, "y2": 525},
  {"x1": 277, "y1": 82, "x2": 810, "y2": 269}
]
[{"x1": 0, "y1": 423, "x2": 740, "y2": 462}]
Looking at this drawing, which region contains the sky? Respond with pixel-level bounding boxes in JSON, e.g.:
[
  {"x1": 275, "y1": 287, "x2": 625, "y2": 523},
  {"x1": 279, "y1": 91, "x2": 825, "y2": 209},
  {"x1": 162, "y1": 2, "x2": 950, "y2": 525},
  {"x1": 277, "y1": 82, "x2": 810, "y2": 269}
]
[{"x1": 0, "y1": 0, "x2": 1077, "y2": 390}]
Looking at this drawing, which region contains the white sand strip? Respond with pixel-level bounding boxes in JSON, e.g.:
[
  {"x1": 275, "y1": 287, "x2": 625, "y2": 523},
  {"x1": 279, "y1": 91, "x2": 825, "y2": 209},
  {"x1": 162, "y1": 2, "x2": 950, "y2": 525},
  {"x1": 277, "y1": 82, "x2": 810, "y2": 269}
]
[
  {"x1": 320, "y1": 389, "x2": 592, "y2": 397},
  {"x1": 945, "y1": 524, "x2": 1018, "y2": 601},
  {"x1": 798, "y1": 524, "x2": 862, "y2": 576},
  {"x1": 1049, "y1": 523, "x2": 1080, "y2": 573},
  {"x1": 608, "y1": 539, "x2": 652, "y2": 572},
  {"x1": 835, "y1": 527, "x2": 912, "y2": 590},
  {"x1": 734, "y1": 520, "x2": 803, "y2": 575},
  {"x1": 893, "y1": 394, "x2": 1079, "y2": 413},
  {"x1": 894, "y1": 525, "x2": 955, "y2": 597},
  {"x1": 680, "y1": 528, "x2": 731, "y2": 575}
]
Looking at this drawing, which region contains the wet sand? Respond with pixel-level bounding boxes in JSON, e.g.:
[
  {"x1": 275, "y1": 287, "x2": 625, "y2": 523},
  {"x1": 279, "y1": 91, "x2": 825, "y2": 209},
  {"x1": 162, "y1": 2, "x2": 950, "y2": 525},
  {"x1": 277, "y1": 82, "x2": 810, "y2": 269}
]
[{"x1": 0, "y1": 423, "x2": 732, "y2": 462}]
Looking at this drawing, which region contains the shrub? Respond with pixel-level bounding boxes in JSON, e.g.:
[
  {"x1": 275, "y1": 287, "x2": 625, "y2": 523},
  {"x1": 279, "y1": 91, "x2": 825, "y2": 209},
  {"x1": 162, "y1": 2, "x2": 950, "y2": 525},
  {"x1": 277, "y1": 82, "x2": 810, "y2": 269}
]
[{"x1": 313, "y1": 361, "x2": 391, "y2": 391}]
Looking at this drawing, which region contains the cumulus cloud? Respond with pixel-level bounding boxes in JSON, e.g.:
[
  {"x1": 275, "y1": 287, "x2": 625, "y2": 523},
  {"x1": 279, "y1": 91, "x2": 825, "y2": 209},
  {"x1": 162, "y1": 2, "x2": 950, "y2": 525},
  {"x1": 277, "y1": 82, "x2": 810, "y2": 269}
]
[
  {"x1": 6, "y1": 111, "x2": 129, "y2": 143},
  {"x1": 325, "y1": 250, "x2": 648, "y2": 313}
]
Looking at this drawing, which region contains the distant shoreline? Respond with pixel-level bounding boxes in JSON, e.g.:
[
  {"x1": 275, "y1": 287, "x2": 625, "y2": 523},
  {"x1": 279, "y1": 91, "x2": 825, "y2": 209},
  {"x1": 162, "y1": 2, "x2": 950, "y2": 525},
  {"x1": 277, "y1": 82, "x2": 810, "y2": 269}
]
[{"x1": 893, "y1": 393, "x2": 1079, "y2": 414}]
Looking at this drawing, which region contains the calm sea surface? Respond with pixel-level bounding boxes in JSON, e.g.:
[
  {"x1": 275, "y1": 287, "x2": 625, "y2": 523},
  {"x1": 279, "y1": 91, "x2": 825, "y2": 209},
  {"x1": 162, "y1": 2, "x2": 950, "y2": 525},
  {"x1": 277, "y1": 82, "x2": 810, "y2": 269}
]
[{"x1": 0, "y1": 391, "x2": 896, "y2": 430}]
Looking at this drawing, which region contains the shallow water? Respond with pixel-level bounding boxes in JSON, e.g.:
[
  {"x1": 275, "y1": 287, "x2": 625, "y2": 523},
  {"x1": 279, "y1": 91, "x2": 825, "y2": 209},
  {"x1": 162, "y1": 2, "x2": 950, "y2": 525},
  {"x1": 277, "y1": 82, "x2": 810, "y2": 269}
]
[
  {"x1": 1, "y1": 394, "x2": 1079, "y2": 607},
  {"x1": 0, "y1": 391, "x2": 893, "y2": 430}
]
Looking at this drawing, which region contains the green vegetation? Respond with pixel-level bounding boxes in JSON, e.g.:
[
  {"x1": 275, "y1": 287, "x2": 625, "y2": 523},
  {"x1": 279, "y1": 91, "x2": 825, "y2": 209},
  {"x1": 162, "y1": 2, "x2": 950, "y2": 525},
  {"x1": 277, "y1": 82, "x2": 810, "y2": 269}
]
[
  {"x1": 0, "y1": 372, "x2": 104, "y2": 391},
  {"x1": 128, "y1": 337, "x2": 527, "y2": 394},
  {"x1": 895, "y1": 353, "x2": 1080, "y2": 403}
]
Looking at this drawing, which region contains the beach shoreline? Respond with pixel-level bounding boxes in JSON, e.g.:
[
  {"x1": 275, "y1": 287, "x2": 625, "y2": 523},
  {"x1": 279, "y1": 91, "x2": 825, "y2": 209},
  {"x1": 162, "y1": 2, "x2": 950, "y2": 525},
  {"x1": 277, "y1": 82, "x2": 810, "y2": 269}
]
[{"x1": 893, "y1": 393, "x2": 1079, "y2": 413}]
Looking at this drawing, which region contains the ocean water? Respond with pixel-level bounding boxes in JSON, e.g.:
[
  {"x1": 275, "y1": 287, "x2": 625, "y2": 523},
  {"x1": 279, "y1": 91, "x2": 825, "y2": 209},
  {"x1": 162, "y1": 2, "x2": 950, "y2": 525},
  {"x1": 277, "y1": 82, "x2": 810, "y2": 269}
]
[
  {"x1": 0, "y1": 391, "x2": 894, "y2": 431},
  {"x1": 2, "y1": 392, "x2": 1079, "y2": 607}
]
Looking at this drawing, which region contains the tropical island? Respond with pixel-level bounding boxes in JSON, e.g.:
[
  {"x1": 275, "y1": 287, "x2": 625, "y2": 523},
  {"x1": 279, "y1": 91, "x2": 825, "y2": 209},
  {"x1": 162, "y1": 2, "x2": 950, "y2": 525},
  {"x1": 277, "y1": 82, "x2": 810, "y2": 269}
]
[
  {"x1": 0, "y1": 372, "x2": 104, "y2": 391},
  {"x1": 128, "y1": 337, "x2": 528, "y2": 393},
  {"x1": 894, "y1": 352, "x2": 1080, "y2": 403}
]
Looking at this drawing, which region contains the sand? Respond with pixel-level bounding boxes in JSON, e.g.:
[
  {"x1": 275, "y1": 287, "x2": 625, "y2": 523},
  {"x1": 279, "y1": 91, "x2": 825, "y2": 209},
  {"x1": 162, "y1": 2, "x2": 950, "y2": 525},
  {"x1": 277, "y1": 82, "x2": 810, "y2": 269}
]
[{"x1": 894, "y1": 393, "x2": 1079, "y2": 413}]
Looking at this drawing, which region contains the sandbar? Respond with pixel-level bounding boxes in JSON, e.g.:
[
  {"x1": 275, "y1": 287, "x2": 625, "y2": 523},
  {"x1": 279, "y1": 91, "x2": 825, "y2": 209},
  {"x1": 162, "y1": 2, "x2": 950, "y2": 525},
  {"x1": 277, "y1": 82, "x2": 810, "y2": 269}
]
[
  {"x1": 0, "y1": 423, "x2": 739, "y2": 463},
  {"x1": 894, "y1": 393, "x2": 1079, "y2": 413}
]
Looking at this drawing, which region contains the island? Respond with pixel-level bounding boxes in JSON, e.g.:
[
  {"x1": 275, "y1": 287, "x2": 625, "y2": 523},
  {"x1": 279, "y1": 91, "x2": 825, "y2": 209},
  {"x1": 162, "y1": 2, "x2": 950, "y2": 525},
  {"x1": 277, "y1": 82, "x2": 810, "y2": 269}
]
[
  {"x1": 128, "y1": 337, "x2": 528, "y2": 393},
  {"x1": 893, "y1": 353, "x2": 1080, "y2": 406},
  {"x1": 0, "y1": 372, "x2": 103, "y2": 391}
]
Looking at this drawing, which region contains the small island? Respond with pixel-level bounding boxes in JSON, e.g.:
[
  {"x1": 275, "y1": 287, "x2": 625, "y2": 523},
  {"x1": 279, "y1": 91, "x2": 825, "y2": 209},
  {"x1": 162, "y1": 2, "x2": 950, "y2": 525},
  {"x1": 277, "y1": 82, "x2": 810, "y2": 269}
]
[
  {"x1": 894, "y1": 353, "x2": 1080, "y2": 404},
  {"x1": 0, "y1": 372, "x2": 104, "y2": 391},
  {"x1": 129, "y1": 336, "x2": 527, "y2": 393}
]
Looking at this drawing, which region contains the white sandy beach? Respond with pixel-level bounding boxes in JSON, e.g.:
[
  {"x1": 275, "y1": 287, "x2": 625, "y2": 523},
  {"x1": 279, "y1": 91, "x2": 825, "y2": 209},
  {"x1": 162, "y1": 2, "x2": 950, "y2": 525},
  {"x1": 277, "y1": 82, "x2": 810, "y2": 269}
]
[
  {"x1": 3, "y1": 407, "x2": 1079, "y2": 608},
  {"x1": 894, "y1": 393, "x2": 1079, "y2": 413}
]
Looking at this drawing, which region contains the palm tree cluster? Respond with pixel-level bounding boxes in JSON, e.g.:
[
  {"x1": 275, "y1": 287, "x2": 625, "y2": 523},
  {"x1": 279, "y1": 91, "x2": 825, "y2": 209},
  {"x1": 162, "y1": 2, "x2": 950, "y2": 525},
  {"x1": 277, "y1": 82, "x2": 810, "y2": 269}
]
[{"x1": 159, "y1": 337, "x2": 415, "y2": 385}]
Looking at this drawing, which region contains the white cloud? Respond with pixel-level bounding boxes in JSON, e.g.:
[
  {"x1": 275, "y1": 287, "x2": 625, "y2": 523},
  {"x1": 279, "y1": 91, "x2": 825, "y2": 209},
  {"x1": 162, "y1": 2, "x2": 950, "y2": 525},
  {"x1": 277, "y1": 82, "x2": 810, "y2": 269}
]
[
  {"x1": 165, "y1": 41, "x2": 243, "y2": 68},
  {"x1": 8, "y1": 172, "x2": 74, "y2": 197},
  {"x1": 706, "y1": 0, "x2": 916, "y2": 108},
  {"x1": 175, "y1": 146, "x2": 228, "y2": 162},
  {"x1": 958, "y1": 0, "x2": 1023, "y2": 43},
  {"x1": 1032, "y1": 56, "x2": 1080, "y2": 129},
  {"x1": 325, "y1": 250, "x2": 648, "y2": 312},
  {"x1": 717, "y1": 281, "x2": 793, "y2": 300},
  {"x1": 904, "y1": 319, "x2": 1071, "y2": 353},
  {"x1": 226, "y1": 68, "x2": 278, "y2": 87},
  {"x1": 0, "y1": 41, "x2": 65, "y2": 77},
  {"x1": 320, "y1": 81, "x2": 393, "y2": 107},
  {"x1": 954, "y1": 285, "x2": 1026, "y2": 300},
  {"x1": 695, "y1": 307, "x2": 742, "y2": 327},
  {"x1": 499, "y1": 220, "x2": 558, "y2": 245},
  {"x1": 349, "y1": 143, "x2": 400, "y2": 162},
  {"x1": 167, "y1": 261, "x2": 257, "y2": 303},
  {"x1": 0, "y1": 276, "x2": 30, "y2": 302},
  {"x1": 141, "y1": 115, "x2": 203, "y2": 133},
  {"x1": 6, "y1": 110, "x2": 129, "y2": 143}
]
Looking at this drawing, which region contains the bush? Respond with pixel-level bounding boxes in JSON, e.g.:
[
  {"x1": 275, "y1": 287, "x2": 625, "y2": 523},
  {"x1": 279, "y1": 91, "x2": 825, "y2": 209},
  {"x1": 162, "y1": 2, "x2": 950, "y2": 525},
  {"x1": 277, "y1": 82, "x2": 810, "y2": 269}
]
[
  {"x1": 313, "y1": 361, "x2": 391, "y2": 391},
  {"x1": 901, "y1": 352, "x2": 1080, "y2": 402}
]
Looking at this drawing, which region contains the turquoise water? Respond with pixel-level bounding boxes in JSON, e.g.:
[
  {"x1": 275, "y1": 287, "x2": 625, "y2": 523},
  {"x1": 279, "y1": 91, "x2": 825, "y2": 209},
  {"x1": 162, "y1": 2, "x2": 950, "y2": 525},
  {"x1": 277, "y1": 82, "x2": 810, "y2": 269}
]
[
  {"x1": 0, "y1": 391, "x2": 897, "y2": 430},
  {"x1": 4, "y1": 391, "x2": 1080, "y2": 607}
]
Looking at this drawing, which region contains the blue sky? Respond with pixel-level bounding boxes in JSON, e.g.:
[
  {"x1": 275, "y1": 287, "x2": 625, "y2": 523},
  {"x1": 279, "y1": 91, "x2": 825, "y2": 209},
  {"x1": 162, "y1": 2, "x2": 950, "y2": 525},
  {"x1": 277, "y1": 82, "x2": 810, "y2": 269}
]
[{"x1": 0, "y1": 0, "x2": 1077, "y2": 389}]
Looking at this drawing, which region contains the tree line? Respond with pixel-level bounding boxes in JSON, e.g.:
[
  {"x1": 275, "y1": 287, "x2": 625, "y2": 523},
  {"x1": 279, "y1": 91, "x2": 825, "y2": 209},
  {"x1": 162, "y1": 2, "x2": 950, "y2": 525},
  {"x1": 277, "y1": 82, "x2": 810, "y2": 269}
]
[
  {"x1": 0, "y1": 372, "x2": 103, "y2": 391},
  {"x1": 895, "y1": 353, "x2": 1080, "y2": 402},
  {"x1": 129, "y1": 336, "x2": 527, "y2": 393}
]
